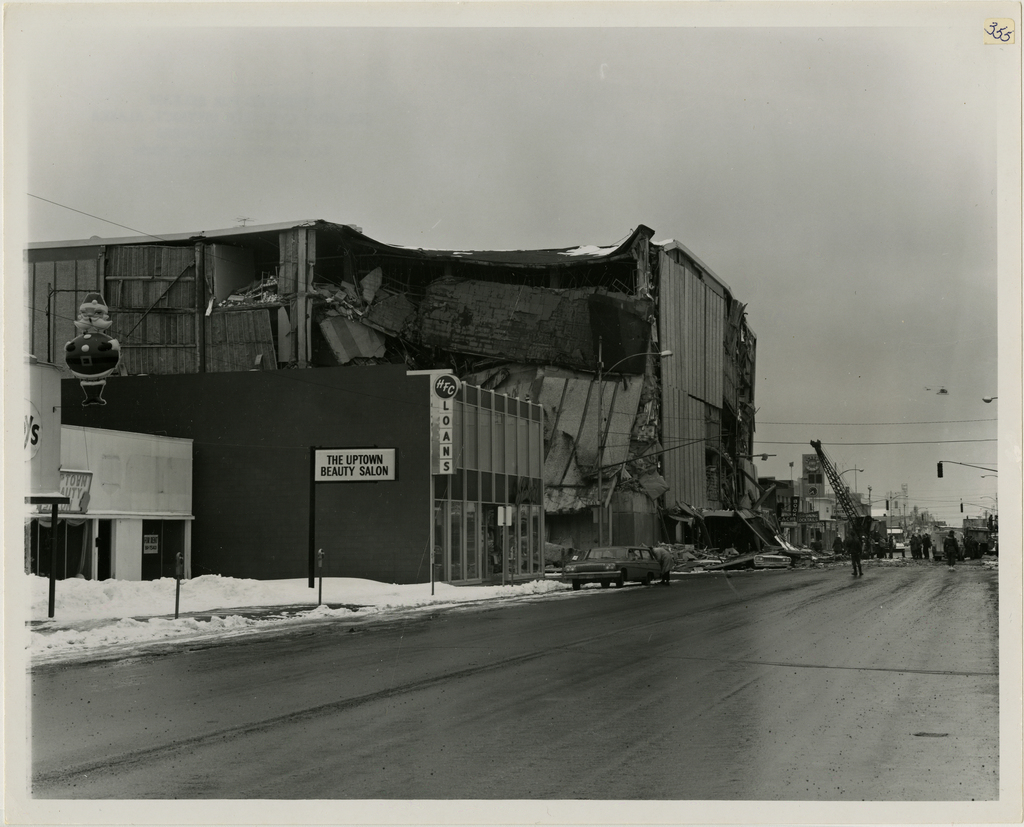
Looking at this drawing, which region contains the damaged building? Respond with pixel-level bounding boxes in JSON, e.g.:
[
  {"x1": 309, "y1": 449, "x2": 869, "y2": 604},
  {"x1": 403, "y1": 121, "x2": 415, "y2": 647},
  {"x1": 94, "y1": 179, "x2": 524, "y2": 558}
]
[{"x1": 28, "y1": 219, "x2": 757, "y2": 578}]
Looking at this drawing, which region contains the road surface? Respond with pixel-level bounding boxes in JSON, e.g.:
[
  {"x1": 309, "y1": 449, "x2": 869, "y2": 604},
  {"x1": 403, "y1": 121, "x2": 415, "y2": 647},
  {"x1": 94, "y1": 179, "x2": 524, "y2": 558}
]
[{"x1": 31, "y1": 563, "x2": 998, "y2": 799}]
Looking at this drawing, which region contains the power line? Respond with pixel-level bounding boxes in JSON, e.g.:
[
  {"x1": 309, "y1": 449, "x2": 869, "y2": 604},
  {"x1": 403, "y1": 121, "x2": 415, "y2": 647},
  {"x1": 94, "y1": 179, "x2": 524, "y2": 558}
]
[
  {"x1": 28, "y1": 193, "x2": 169, "y2": 242},
  {"x1": 756, "y1": 439, "x2": 996, "y2": 446},
  {"x1": 758, "y1": 418, "x2": 996, "y2": 426}
]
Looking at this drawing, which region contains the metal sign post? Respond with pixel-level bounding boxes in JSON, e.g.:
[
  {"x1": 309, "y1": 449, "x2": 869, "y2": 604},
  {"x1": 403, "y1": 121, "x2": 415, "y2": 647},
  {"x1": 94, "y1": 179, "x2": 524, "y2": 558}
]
[
  {"x1": 47, "y1": 502, "x2": 59, "y2": 617},
  {"x1": 317, "y1": 548, "x2": 324, "y2": 606},
  {"x1": 174, "y1": 552, "x2": 184, "y2": 619}
]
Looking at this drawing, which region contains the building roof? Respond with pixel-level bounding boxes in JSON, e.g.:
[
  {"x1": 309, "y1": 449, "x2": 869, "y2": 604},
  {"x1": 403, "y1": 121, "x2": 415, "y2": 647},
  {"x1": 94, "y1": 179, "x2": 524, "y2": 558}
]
[
  {"x1": 28, "y1": 219, "x2": 656, "y2": 269},
  {"x1": 314, "y1": 221, "x2": 654, "y2": 268}
]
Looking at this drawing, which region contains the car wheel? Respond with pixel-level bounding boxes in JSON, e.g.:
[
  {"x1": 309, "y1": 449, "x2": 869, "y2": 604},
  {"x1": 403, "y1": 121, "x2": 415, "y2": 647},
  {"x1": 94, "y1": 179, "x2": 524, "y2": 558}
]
[
  {"x1": 600, "y1": 580, "x2": 611, "y2": 589},
  {"x1": 572, "y1": 580, "x2": 581, "y2": 591},
  {"x1": 645, "y1": 572, "x2": 654, "y2": 586},
  {"x1": 617, "y1": 570, "x2": 626, "y2": 588}
]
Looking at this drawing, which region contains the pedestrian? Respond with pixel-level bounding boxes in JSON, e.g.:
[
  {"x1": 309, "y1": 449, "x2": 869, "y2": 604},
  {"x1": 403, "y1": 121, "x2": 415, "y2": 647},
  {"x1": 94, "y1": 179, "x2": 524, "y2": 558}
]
[
  {"x1": 651, "y1": 546, "x2": 674, "y2": 586},
  {"x1": 943, "y1": 530, "x2": 959, "y2": 571},
  {"x1": 922, "y1": 533, "x2": 932, "y2": 560},
  {"x1": 910, "y1": 533, "x2": 921, "y2": 560},
  {"x1": 886, "y1": 534, "x2": 895, "y2": 559},
  {"x1": 846, "y1": 533, "x2": 863, "y2": 576},
  {"x1": 832, "y1": 535, "x2": 844, "y2": 557}
]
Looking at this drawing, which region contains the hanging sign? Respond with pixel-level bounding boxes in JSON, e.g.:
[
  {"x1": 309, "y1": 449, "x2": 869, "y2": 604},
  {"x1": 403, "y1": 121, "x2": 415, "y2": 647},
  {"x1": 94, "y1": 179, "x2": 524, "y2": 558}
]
[
  {"x1": 35, "y1": 470, "x2": 94, "y2": 514},
  {"x1": 430, "y1": 373, "x2": 461, "y2": 475},
  {"x1": 27, "y1": 360, "x2": 64, "y2": 498},
  {"x1": 64, "y1": 293, "x2": 121, "y2": 406},
  {"x1": 314, "y1": 449, "x2": 397, "y2": 482}
]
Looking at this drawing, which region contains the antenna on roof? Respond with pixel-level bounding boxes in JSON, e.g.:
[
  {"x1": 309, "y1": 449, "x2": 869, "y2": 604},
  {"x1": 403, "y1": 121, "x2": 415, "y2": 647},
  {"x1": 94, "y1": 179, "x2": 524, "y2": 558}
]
[{"x1": 236, "y1": 216, "x2": 254, "y2": 227}]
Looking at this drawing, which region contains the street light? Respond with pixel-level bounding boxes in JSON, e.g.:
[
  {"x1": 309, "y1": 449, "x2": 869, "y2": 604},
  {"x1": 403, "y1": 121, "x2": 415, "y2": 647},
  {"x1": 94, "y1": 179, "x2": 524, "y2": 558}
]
[
  {"x1": 982, "y1": 396, "x2": 998, "y2": 403},
  {"x1": 741, "y1": 453, "x2": 776, "y2": 461},
  {"x1": 837, "y1": 466, "x2": 864, "y2": 493},
  {"x1": 596, "y1": 338, "x2": 673, "y2": 545}
]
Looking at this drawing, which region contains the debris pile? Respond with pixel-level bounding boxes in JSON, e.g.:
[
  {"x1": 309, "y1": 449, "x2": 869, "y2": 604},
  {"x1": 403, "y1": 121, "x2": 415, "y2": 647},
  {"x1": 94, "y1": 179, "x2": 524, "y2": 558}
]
[{"x1": 218, "y1": 276, "x2": 280, "y2": 307}]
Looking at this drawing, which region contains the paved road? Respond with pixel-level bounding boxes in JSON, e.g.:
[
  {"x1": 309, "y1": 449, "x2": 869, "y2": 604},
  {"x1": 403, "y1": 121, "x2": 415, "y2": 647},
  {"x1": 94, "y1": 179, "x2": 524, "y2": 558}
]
[{"x1": 31, "y1": 563, "x2": 998, "y2": 800}]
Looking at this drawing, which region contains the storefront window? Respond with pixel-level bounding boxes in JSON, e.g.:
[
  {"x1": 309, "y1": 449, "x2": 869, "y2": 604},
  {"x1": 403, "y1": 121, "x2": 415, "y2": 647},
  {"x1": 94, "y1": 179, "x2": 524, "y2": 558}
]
[
  {"x1": 531, "y1": 506, "x2": 542, "y2": 572},
  {"x1": 449, "y1": 502, "x2": 463, "y2": 581},
  {"x1": 505, "y1": 411, "x2": 517, "y2": 476},
  {"x1": 433, "y1": 501, "x2": 446, "y2": 581},
  {"x1": 517, "y1": 418, "x2": 530, "y2": 478},
  {"x1": 478, "y1": 406, "x2": 492, "y2": 471},
  {"x1": 465, "y1": 502, "x2": 479, "y2": 580},
  {"x1": 518, "y1": 507, "x2": 531, "y2": 575},
  {"x1": 491, "y1": 412, "x2": 505, "y2": 473},
  {"x1": 463, "y1": 404, "x2": 477, "y2": 469}
]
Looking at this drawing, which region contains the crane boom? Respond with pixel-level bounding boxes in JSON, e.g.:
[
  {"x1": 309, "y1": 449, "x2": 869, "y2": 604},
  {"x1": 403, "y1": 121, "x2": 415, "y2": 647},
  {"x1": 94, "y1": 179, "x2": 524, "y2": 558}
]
[{"x1": 810, "y1": 440, "x2": 873, "y2": 539}]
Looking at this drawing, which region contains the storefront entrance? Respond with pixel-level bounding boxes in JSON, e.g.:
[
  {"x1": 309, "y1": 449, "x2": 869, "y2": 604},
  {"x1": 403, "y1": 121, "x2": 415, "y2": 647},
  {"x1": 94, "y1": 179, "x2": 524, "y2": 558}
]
[{"x1": 140, "y1": 520, "x2": 186, "y2": 581}]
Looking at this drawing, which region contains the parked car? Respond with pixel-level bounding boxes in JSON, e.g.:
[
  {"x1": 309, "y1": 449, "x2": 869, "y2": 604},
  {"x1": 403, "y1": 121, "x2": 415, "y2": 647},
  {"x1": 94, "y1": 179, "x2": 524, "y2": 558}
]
[
  {"x1": 753, "y1": 552, "x2": 792, "y2": 569},
  {"x1": 562, "y1": 546, "x2": 662, "y2": 590}
]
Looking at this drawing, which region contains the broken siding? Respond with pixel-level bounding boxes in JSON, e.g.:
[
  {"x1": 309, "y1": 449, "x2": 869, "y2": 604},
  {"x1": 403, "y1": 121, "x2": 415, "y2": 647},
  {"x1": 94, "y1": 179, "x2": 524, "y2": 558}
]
[
  {"x1": 105, "y1": 246, "x2": 200, "y2": 375},
  {"x1": 206, "y1": 309, "x2": 277, "y2": 373},
  {"x1": 462, "y1": 364, "x2": 644, "y2": 505},
  {"x1": 416, "y1": 279, "x2": 653, "y2": 372}
]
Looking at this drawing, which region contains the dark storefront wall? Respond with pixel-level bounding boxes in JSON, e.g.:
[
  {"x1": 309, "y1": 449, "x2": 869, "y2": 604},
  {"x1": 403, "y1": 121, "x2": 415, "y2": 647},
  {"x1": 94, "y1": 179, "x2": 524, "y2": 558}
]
[{"x1": 62, "y1": 365, "x2": 432, "y2": 583}]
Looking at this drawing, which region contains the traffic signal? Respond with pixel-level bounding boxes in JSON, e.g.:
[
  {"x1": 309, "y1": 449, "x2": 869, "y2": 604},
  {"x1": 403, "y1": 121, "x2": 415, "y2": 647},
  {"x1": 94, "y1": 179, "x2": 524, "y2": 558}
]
[
  {"x1": 960, "y1": 501, "x2": 964, "y2": 513},
  {"x1": 885, "y1": 499, "x2": 890, "y2": 509},
  {"x1": 937, "y1": 462, "x2": 944, "y2": 478}
]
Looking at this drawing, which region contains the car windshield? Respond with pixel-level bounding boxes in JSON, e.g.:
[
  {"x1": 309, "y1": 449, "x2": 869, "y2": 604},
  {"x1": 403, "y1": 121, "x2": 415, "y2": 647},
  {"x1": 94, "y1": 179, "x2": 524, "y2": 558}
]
[{"x1": 587, "y1": 548, "x2": 622, "y2": 560}]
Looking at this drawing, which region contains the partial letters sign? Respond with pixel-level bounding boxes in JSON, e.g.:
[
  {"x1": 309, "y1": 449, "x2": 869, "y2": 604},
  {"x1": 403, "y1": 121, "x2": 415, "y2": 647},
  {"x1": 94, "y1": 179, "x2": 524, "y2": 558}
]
[
  {"x1": 430, "y1": 374, "x2": 461, "y2": 475},
  {"x1": 34, "y1": 470, "x2": 94, "y2": 514},
  {"x1": 28, "y1": 360, "x2": 63, "y2": 497},
  {"x1": 314, "y1": 449, "x2": 397, "y2": 482}
]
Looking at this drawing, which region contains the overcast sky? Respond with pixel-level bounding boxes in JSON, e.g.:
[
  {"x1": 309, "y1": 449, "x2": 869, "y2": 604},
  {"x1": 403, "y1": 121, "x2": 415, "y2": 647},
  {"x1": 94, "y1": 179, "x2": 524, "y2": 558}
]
[{"x1": 6, "y1": 3, "x2": 1018, "y2": 525}]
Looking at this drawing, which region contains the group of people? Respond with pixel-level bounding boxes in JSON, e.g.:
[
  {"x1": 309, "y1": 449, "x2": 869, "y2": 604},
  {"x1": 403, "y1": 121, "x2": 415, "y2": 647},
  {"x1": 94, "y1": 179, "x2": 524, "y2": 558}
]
[
  {"x1": 908, "y1": 532, "x2": 933, "y2": 560},
  {"x1": 844, "y1": 529, "x2": 961, "y2": 576}
]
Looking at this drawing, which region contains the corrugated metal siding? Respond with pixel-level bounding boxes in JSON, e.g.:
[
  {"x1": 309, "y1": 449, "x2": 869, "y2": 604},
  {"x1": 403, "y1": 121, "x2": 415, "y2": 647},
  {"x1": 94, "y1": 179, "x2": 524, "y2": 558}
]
[
  {"x1": 707, "y1": 290, "x2": 725, "y2": 404},
  {"x1": 28, "y1": 256, "x2": 101, "y2": 368},
  {"x1": 658, "y1": 251, "x2": 729, "y2": 509}
]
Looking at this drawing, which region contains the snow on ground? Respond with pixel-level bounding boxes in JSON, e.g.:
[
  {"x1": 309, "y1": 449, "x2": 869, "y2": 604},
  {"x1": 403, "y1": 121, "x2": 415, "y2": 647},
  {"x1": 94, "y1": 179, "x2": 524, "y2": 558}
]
[{"x1": 24, "y1": 572, "x2": 571, "y2": 665}]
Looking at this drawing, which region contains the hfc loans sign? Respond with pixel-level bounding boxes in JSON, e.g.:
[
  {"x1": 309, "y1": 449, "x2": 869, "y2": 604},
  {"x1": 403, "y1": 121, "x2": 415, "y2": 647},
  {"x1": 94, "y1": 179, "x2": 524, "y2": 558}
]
[{"x1": 430, "y1": 373, "x2": 461, "y2": 474}]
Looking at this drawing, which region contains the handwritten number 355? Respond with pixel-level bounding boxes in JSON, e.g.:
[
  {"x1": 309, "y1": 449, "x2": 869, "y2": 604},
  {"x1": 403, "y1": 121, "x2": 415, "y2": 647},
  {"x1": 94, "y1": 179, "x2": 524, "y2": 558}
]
[{"x1": 986, "y1": 21, "x2": 1013, "y2": 41}]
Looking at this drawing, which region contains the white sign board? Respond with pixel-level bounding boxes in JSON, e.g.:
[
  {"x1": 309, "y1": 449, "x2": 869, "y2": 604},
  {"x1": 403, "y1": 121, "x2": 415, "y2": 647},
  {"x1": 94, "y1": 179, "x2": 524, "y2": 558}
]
[
  {"x1": 27, "y1": 360, "x2": 64, "y2": 498},
  {"x1": 315, "y1": 449, "x2": 397, "y2": 482},
  {"x1": 430, "y1": 374, "x2": 460, "y2": 475}
]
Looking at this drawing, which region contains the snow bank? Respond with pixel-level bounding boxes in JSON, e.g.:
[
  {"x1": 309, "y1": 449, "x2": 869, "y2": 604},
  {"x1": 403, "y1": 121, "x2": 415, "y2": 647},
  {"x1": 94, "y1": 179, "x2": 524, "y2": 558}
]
[{"x1": 23, "y1": 573, "x2": 570, "y2": 664}]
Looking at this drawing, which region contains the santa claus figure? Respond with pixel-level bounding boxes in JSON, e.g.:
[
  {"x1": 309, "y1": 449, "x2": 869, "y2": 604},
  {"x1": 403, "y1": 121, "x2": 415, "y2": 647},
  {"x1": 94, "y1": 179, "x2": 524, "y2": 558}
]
[{"x1": 65, "y1": 292, "x2": 121, "y2": 406}]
